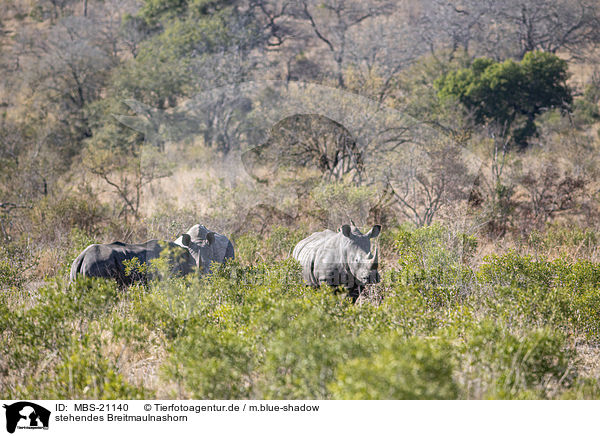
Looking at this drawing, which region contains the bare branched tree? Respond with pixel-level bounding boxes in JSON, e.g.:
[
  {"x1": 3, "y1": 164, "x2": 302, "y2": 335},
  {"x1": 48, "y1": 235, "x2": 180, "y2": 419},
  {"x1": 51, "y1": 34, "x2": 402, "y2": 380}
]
[
  {"x1": 294, "y1": 0, "x2": 394, "y2": 88},
  {"x1": 496, "y1": 0, "x2": 600, "y2": 60},
  {"x1": 384, "y1": 142, "x2": 470, "y2": 227},
  {"x1": 83, "y1": 144, "x2": 173, "y2": 221},
  {"x1": 242, "y1": 113, "x2": 364, "y2": 183},
  {"x1": 415, "y1": 0, "x2": 600, "y2": 61},
  {"x1": 520, "y1": 164, "x2": 586, "y2": 228}
]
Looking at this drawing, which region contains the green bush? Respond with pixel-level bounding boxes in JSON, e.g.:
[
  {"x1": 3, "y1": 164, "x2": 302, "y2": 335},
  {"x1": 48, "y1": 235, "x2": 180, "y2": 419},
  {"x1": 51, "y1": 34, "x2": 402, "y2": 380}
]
[
  {"x1": 0, "y1": 244, "x2": 37, "y2": 293},
  {"x1": 257, "y1": 296, "x2": 370, "y2": 399},
  {"x1": 478, "y1": 252, "x2": 600, "y2": 338},
  {"x1": 24, "y1": 339, "x2": 148, "y2": 399},
  {"x1": 461, "y1": 322, "x2": 573, "y2": 399},
  {"x1": 436, "y1": 51, "x2": 572, "y2": 146},
  {"x1": 3, "y1": 224, "x2": 600, "y2": 400},
  {"x1": 310, "y1": 182, "x2": 376, "y2": 226},
  {"x1": 29, "y1": 194, "x2": 109, "y2": 243},
  {"x1": 165, "y1": 326, "x2": 254, "y2": 399},
  {"x1": 526, "y1": 224, "x2": 598, "y2": 256},
  {"x1": 330, "y1": 335, "x2": 458, "y2": 400},
  {"x1": 0, "y1": 260, "x2": 25, "y2": 292},
  {"x1": 390, "y1": 223, "x2": 477, "y2": 300},
  {"x1": 0, "y1": 277, "x2": 146, "y2": 398},
  {"x1": 233, "y1": 226, "x2": 306, "y2": 264}
]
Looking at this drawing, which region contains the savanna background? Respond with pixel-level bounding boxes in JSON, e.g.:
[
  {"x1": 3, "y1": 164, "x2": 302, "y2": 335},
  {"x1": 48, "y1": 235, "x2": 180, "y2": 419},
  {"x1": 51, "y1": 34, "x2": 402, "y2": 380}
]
[{"x1": 2, "y1": 0, "x2": 600, "y2": 399}]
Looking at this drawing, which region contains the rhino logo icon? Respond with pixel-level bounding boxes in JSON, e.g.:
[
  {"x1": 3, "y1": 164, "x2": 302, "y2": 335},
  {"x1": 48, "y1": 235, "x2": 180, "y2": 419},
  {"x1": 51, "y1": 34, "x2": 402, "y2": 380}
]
[{"x1": 3, "y1": 402, "x2": 50, "y2": 433}]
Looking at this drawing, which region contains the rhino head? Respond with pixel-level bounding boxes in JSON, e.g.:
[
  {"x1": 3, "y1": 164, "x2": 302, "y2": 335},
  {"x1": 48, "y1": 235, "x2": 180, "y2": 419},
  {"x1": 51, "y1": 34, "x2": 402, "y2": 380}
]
[
  {"x1": 179, "y1": 231, "x2": 216, "y2": 274},
  {"x1": 339, "y1": 224, "x2": 381, "y2": 287}
]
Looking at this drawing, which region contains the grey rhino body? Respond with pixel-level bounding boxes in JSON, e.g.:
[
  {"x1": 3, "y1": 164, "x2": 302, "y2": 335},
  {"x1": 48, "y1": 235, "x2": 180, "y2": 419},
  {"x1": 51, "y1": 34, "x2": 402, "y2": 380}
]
[
  {"x1": 70, "y1": 224, "x2": 234, "y2": 284},
  {"x1": 69, "y1": 240, "x2": 193, "y2": 285},
  {"x1": 173, "y1": 224, "x2": 235, "y2": 272},
  {"x1": 292, "y1": 224, "x2": 381, "y2": 296}
]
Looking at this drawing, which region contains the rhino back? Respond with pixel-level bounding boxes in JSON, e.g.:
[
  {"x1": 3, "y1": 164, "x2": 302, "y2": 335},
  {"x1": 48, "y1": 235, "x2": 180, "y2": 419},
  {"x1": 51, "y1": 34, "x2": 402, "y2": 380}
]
[
  {"x1": 293, "y1": 230, "x2": 345, "y2": 286},
  {"x1": 78, "y1": 244, "x2": 123, "y2": 281},
  {"x1": 73, "y1": 240, "x2": 164, "y2": 284}
]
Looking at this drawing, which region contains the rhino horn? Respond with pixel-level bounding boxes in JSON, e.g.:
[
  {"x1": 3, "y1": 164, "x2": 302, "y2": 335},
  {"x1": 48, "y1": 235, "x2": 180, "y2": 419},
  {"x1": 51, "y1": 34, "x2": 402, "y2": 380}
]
[{"x1": 373, "y1": 246, "x2": 379, "y2": 264}]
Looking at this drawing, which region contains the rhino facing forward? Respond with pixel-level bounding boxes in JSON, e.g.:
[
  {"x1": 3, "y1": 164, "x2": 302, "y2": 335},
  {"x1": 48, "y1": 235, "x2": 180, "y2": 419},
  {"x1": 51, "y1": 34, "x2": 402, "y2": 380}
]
[
  {"x1": 70, "y1": 224, "x2": 234, "y2": 285},
  {"x1": 293, "y1": 224, "x2": 381, "y2": 296},
  {"x1": 173, "y1": 224, "x2": 235, "y2": 272}
]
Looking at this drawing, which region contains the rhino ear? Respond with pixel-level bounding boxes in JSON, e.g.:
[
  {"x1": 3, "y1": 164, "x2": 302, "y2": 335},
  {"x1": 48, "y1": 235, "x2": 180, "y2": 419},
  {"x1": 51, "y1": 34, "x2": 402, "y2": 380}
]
[
  {"x1": 181, "y1": 233, "x2": 192, "y2": 247},
  {"x1": 366, "y1": 225, "x2": 381, "y2": 239},
  {"x1": 339, "y1": 224, "x2": 352, "y2": 237},
  {"x1": 206, "y1": 232, "x2": 216, "y2": 245}
]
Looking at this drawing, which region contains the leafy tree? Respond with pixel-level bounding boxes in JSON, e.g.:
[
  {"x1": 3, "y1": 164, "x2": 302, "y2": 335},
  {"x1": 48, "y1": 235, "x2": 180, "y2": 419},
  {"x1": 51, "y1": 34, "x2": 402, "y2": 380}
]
[{"x1": 436, "y1": 51, "x2": 572, "y2": 147}]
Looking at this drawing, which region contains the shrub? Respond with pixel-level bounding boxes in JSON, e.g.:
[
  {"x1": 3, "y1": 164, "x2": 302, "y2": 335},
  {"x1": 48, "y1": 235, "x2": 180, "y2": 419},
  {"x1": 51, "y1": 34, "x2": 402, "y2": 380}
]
[
  {"x1": 478, "y1": 252, "x2": 600, "y2": 338},
  {"x1": 23, "y1": 340, "x2": 149, "y2": 399},
  {"x1": 233, "y1": 226, "x2": 306, "y2": 264},
  {"x1": 165, "y1": 326, "x2": 254, "y2": 399},
  {"x1": 330, "y1": 335, "x2": 458, "y2": 399},
  {"x1": 310, "y1": 182, "x2": 376, "y2": 227},
  {"x1": 2, "y1": 225, "x2": 600, "y2": 400},
  {"x1": 0, "y1": 278, "x2": 128, "y2": 398},
  {"x1": 390, "y1": 223, "x2": 477, "y2": 298},
  {"x1": 257, "y1": 296, "x2": 369, "y2": 399},
  {"x1": 461, "y1": 322, "x2": 574, "y2": 399},
  {"x1": 0, "y1": 243, "x2": 37, "y2": 292},
  {"x1": 29, "y1": 194, "x2": 109, "y2": 244}
]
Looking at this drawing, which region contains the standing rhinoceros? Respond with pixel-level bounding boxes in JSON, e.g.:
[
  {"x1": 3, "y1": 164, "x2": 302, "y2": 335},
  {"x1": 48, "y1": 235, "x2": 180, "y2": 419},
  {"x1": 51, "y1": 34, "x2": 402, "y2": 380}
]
[
  {"x1": 69, "y1": 224, "x2": 234, "y2": 285},
  {"x1": 292, "y1": 224, "x2": 381, "y2": 296},
  {"x1": 173, "y1": 224, "x2": 235, "y2": 272}
]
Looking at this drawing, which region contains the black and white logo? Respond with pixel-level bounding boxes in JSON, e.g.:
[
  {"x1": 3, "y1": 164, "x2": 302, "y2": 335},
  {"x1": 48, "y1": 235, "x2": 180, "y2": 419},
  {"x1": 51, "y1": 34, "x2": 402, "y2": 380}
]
[{"x1": 3, "y1": 402, "x2": 50, "y2": 434}]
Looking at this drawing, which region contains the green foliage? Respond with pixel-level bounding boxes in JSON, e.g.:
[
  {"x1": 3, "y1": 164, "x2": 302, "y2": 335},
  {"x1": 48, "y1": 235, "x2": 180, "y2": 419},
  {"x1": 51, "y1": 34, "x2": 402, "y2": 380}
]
[
  {"x1": 390, "y1": 222, "x2": 477, "y2": 295},
  {"x1": 233, "y1": 226, "x2": 306, "y2": 264},
  {"x1": 0, "y1": 278, "x2": 151, "y2": 398},
  {"x1": 461, "y1": 322, "x2": 573, "y2": 399},
  {"x1": 108, "y1": 6, "x2": 260, "y2": 109},
  {"x1": 572, "y1": 99, "x2": 600, "y2": 126},
  {"x1": 561, "y1": 377, "x2": 600, "y2": 400},
  {"x1": 478, "y1": 252, "x2": 600, "y2": 339},
  {"x1": 0, "y1": 260, "x2": 21, "y2": 291},
  {"x1": 131, "y1": 276, "x2": 203, "y2": 340},
  {"x1": 123, "y1": 257, "x2": 151, "y2": 280},
  {"x1": 394, "y1": 50, "x2": 472, "y2": 128},
  {"x1": 4, "y1": 0, "x2": 600, "y2": 403},
  {"x1": 4, "y1": 224, "x2": 600, "y2": 400},
  {"x1": 0, "y1": 244, "x2": 36, "y2": 292},
  {"x1": 436, "y1": 51, "x2": 572, "y2": 146},
  {"x1": 256, "y1": 294, "x2": 370, "y2": 399},
  {"x1": 232, "y1": 233, "x2": 261, "y2": 263},
  {"x1": 29, "y1": 194, "x2": 109, "y2": 242},
  {"x1": 168, "y1": 325, "x2": 254, "y2": 399},
  {"x1": 330, "y1": 336, "x2": 458, "y2": 399},
  {"x1": 29, "y1": 340, "x2": 147, "y2": 399}
]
